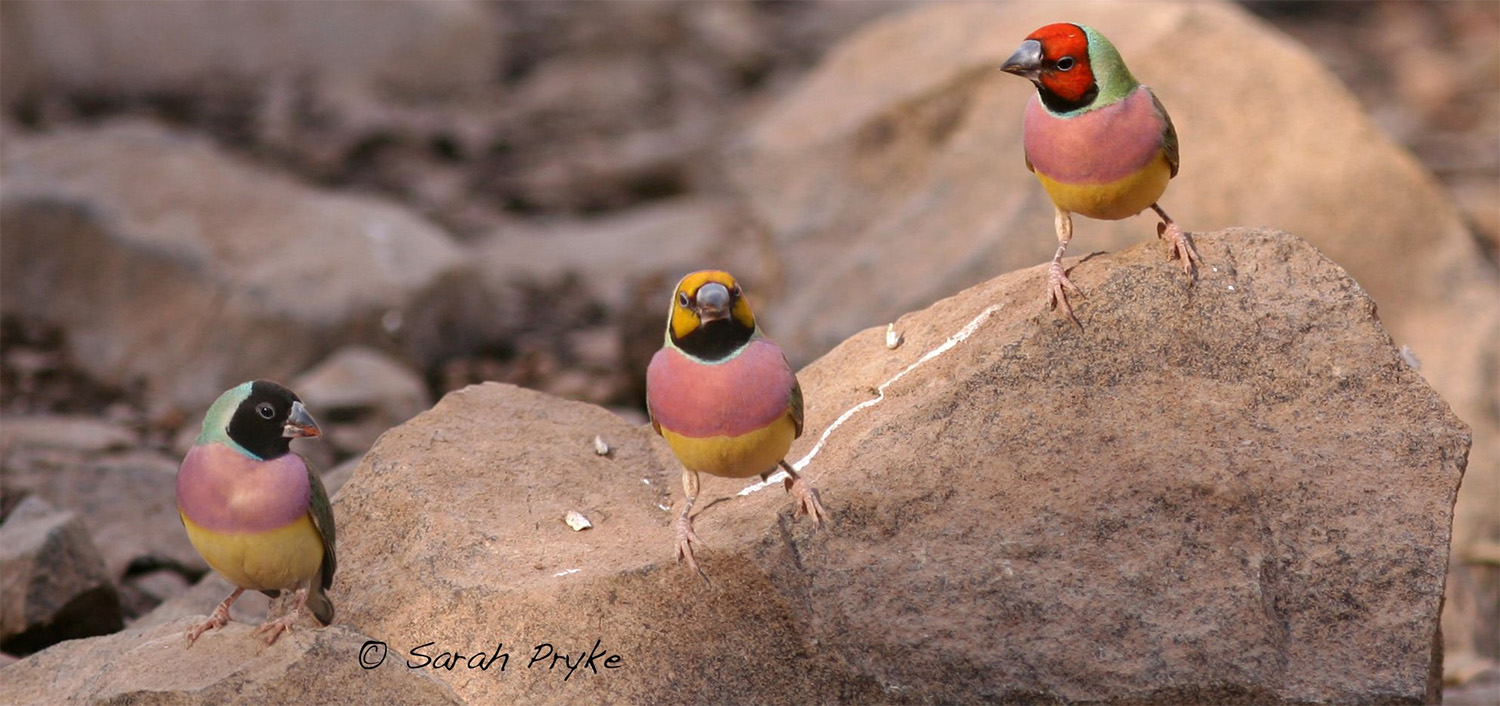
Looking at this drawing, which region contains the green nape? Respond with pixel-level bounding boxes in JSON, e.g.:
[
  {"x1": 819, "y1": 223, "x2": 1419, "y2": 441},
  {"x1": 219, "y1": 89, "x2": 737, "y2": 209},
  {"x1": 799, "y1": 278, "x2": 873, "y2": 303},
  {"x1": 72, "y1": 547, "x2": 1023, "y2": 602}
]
[
  {"x1": 1077, "y1": 24, "x2": 1140, "y2": 113},
  {"x1": 195, "y1": 381, "x2": 254, "y2": 447}
]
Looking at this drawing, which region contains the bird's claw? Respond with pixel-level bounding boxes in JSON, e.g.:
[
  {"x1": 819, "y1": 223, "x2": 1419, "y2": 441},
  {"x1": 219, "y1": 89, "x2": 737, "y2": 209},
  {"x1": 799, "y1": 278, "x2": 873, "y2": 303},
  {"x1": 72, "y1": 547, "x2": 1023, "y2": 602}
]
[
  {"x1": 184, "y1": 606, "x2": 231, "y2": 646},
  {"x1": 1157, "y1": 221, "x2": 1202, "y2": 276},
  {"x1": 784, "y1": 475, "x2": 830, "y2": 527},
  {"x1": 252, "y1": 613, "x2": 297, "y2": 645},
  {"x1": 1046, "y1": 261, "x2": 1083, "y2": 326},
  {"x1": 674, "y1": 515, "x2": 711, "y2": 584},
  {"x1": 251, "y1": 589, "x2": 310, "y2": 645}
]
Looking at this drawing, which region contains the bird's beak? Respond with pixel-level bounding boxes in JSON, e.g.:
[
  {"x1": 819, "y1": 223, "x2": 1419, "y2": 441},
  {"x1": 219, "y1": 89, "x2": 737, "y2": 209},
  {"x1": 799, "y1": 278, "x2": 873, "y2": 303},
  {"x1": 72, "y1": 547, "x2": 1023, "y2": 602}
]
[
  {"x1": 283, "y1": 401, "x2": 322, "y2": 439},
  {"x1": 693, "y1": 282, "x2": 732, "y2": 323},
  {"x1": 1001, "y1": 39, "x2": 1043, "y2": 81}
]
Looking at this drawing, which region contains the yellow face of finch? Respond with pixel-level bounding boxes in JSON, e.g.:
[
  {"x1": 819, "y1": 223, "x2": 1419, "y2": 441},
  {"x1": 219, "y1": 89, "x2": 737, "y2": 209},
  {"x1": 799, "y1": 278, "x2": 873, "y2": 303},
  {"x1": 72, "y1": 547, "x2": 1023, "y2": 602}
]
[
  {"x1": 667, "y1": 270, "x2": 757, "y2": 342},
  {"x1": 647, "y1": 269, "x2": 829, "y2": 581}
]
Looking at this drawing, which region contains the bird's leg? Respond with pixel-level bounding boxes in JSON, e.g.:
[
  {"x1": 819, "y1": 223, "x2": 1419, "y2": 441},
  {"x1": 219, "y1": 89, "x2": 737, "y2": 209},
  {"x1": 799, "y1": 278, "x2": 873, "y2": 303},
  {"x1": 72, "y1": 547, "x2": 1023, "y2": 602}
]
[
  {"x1": 185, "y1": 587, "x2": 245, "y2": 646},
  {"x1": 253, "y1": 587, "x2": 310, "y2": 645},
  {"x1": 1048, "y1": 206, "x2": 1083, "y2": 325},
  {"x1": 675, "y1": 469, "x2": 710, "y2": 583},
  {"x1": 1151, "y1": 203, "x2": 1201, "y2": 276},
  {"x1": 779, "y1": 461, "x2": 829, "y2": 527}
]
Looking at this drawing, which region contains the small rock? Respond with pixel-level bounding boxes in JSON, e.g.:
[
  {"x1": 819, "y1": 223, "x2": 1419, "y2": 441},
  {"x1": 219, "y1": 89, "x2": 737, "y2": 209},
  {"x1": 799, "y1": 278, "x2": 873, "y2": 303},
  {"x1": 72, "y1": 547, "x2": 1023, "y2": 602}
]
[
  {"x1": 293, "y1": 346, "x2": 432, "y2": 457},
  {"x1": 884, "y1": 323, "x2": 902, "y2": 350},
  {"x1": 117, "y1": 569, "x2": 193, "y2": 621},
  {"x1": 0, "y1": 496, "x2": 124, "y2": 656},
  {"x1": 564, "y1": 510, "x2": 593, "y2": 531}
]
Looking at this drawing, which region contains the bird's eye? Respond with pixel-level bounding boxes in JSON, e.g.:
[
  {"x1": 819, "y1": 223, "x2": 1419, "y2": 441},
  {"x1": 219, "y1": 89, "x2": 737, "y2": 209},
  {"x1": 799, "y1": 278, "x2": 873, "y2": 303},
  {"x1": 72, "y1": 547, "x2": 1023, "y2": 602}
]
[
  {"x1": 730, "y1": 285, "x2": 741, "y2": 299},
  {"x1": 256, "y1": 403, "x2": 275, "y2": 420},
  {"x1": 677, "y1": 292, "x2": 691, "y2": 308},
  {"x1": 1056, "y1": 56, "x2": 1075, "y2": 71}
]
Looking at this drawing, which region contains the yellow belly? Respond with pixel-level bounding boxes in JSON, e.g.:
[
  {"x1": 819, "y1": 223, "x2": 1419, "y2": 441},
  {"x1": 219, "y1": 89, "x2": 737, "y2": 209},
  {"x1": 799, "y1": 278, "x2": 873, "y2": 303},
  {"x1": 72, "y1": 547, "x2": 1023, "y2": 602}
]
[
  {"x1": 182, "y1": 513, "x2": 323, "y2": 592},
  {"x1": 1037, "y1": 153, "x2": 1172, "y2": 220},
  {"x1": 661, "y1": 414, "x2": 797, "y2": 479}
]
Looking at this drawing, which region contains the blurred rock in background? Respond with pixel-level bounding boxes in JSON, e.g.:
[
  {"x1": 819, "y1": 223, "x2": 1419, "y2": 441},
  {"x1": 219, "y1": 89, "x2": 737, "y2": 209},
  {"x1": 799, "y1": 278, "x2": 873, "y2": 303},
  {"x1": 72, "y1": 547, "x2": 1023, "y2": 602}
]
[{"x1": 0, "y1": 0, "x2": 1494, "y2": 697}]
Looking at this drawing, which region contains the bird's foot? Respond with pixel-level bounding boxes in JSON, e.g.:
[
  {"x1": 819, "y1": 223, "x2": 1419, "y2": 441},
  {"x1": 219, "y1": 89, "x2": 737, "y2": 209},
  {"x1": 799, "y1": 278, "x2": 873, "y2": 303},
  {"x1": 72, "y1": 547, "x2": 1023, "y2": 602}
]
[
  {"x1": 1046, "y1": 260, "x2": 1083, "y2": 326},
  {"x1": 185, "y1": 605, "x2": 232, "y2": 646},
  {"x1": 185, "y1": 587, "x2": 244, "y2": 646},
  {"x1": 252, "y1": 611, "x2": 299, "y2": 645},
  {"x1": 1157, "y1": 220, "x2": 1202, "y2": 276},
  {"x1": 674, "y1": 515, "x2": 711, "y2": 584},
  {"x1": 782, "y1": 474, "x2": 829, "y2": 527},
  {"x1": 252, "y1": 589, "x2": 307, "y2": 645},
  {"x1": 252, "y1": 615, "x2": 295, "y2": 645}
]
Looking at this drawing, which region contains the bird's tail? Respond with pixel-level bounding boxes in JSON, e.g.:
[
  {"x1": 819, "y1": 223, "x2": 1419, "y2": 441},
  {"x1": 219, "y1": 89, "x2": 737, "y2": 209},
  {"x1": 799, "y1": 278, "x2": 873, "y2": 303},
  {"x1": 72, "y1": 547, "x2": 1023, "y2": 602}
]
[{"x1": 307, "y1": 586, "x2": 335, "y2": 626}]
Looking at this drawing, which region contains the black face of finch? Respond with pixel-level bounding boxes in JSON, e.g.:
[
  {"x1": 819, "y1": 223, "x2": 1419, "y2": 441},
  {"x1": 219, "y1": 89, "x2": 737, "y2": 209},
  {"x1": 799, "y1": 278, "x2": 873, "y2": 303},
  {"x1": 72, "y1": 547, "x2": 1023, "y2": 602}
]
[
  {"x1": 228, "y1": 381, "x2": 318, "y2": 460},
  {"x1": 673, "y1": 285, "x2": 750, "y2": 362}
]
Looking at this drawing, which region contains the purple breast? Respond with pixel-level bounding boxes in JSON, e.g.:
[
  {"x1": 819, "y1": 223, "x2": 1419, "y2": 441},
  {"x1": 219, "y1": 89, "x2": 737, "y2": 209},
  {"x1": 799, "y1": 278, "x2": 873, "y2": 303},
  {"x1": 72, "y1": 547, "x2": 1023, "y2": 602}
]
[
  {"x1": 647, "y1": 339, "x2": 797, "y2": 439},
  {"x1": 177, "y1": 443, "x2": 312, "y2": 533},
  {"x1": 1023, "y1": 86, "x2": 1167, "y2": 185}
]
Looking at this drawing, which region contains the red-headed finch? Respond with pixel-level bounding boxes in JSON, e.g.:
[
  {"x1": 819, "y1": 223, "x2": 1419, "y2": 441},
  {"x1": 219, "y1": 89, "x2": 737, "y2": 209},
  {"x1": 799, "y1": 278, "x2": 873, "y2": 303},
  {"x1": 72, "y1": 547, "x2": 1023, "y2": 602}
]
[{"x1": 1003, "y1": 22, "x2": 1201, "y2": 322}]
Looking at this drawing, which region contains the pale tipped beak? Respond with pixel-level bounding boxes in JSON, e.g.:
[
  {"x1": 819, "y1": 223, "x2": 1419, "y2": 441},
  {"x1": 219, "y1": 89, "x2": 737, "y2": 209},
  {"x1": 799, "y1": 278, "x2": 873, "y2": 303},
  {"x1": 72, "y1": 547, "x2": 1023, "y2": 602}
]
[
  {"x1": 1001, "y1": 39, "x2": 1043, "y2": 81},
  {"x1": 283, "y1": 401, "x2": 322, "y2": 439},
  {"x1": 694, "y1": 282, "x2": 732, "y2": 323}
]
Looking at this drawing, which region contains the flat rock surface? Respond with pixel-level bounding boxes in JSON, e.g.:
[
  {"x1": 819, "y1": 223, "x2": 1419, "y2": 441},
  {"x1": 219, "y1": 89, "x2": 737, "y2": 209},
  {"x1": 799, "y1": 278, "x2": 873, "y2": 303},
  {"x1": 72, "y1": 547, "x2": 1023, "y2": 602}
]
[{"x1": 0, "y1": 617, "x2": 461, "y2": 705}]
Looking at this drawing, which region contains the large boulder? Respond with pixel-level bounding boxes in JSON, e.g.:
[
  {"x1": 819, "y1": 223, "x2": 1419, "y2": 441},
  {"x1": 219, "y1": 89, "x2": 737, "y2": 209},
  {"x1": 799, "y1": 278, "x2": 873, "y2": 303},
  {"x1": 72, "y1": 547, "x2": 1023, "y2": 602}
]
[
  {"x1": 728, "y1": 0, "x2": 1499, "y2": 667},
  {"x1": 0, "y1": 617, "x2": 461, "y2": 705},
  {"x1": 2, "y1": 449, "x2": 203, "y2": 580},
  {"x1": 326, "y1": 229, "x2": 1463, "y2": 703},
  {"x1": 0, "y1": 1, "x2": 502, "y2": 102},
  {"x1": 0, "y1": 120, "x2": 483, "y2": 413},
  {"x1": 0, "y1": 497, "x2": 123, "y2": 655}
]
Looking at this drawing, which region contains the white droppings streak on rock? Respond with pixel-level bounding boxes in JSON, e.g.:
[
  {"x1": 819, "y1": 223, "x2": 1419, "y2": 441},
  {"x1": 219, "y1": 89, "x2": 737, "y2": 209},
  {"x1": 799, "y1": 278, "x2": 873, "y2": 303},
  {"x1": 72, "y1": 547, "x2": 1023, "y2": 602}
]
[
  {"x1": 553, "y1": 568, "x2": 580, "y2": 577},
  {"x1": 740, "y1": 304, "x2": 1002, "y2": 496}
]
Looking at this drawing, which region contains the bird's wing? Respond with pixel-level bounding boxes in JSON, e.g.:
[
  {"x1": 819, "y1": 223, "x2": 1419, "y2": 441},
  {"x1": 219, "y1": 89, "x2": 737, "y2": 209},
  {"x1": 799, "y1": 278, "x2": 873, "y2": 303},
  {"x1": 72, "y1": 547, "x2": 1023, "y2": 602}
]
[
  {"x1": 1150, "y1": 89, "x2": 1179, "y2": 178},
  {"x1": 647, "y1": 402, "x2": 663, "y2": 437},
  {"x1": 302, "y1": 455, "x2": 337, "y2": 590},
  {"x1": 787, "y1": 371, "x2": 804, "y2": 439}
]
